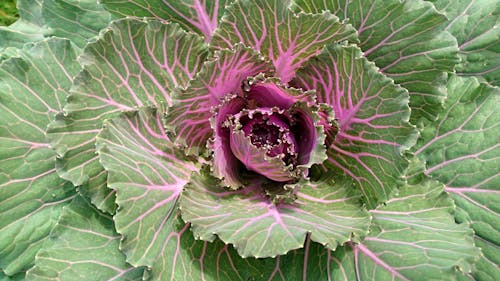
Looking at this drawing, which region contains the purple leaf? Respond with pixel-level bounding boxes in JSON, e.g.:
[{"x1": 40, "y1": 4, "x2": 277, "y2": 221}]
[
  {"x1": 165, "y1": 44, "x2": 273, "y2": 155},
  {"x1": 228, "y1": 109, "x2": 300, "y2": 182}
]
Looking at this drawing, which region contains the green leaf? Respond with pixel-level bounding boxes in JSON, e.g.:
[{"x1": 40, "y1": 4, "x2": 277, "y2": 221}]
[
  {"x1": 414, "y1": 75, "x2": 499, "y2": 244},
  {"x1": 41, "y1": 0, "x2": 115, "y2": 48},
  {"x1": 26, "y1": 196, "x2": 144, "y2": 281},
  {"x1": 211, "y1": 0, "x2": 357, "y2": 82},
  {"x1": 0, "y1": 0, "x2": 114, "y2": 50},
  {"x1": 471, "y1": 236, "x2": 500, "y2": 281},
  {"x1": 0, "y1": 0, "x2": 46, "y2": 50},
  {"x1": 95, "y1": 107, "x2": 307, "y2": 280},
  {"x1": 347, "y1": 180, "x2": 479, "y2": 280},
  {"x1": 413, "y1": 75, "x2": 499, "y2": 280},
  {"x1": 294, "y1": 44, "x2": 417, "y2": 209},
  {"x1": 180, "y1": 171, "x2": 371, "y2": 258},
  {"x1": 102, "y1": 0, "x2": 229, "y2": 41},
  {"x1": 146, "y1": 215, "x2": 279, "y2": 281},
  {"x1": 96, "y1": 107, "x2": 200, "y2": 269},
  {"x1": 47, "y1": 18, "x2": 208, "y2": 213},
  {"x1": 0, "y1": 38, "x2": 79, "y2": 276},
  {"x1": 294, "y1": 0, "x2": 459, "y2": 123},
  {"x1": 431, "y1": 0, "x2": 500, "y2": 86},
  {"x1": 0, "y1": 271, "x2": 24, "y2": 281}
]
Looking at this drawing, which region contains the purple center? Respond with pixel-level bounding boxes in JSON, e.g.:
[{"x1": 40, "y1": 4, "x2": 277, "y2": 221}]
[{"x1": 240, "y1": 113, "x2": 298, "y2": 164}]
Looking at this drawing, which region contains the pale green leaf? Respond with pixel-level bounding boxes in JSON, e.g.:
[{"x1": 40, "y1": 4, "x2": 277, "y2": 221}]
[
  {"x1": 47, "y1": 18, "x2": 208, "y2": 213},
  {"x1": 294, "y1": 0, "x2": 459, "y2": 123},
  {"x1": 41, "y1": 0, "x2": 115, "y2": 48},
  {"x1": 0, "y1": 0, "x2": 46, "y2": 50},
  {"x1": 414, "y1": 75, "x2": 499, "y2": 245},
  {"x1": 96, "y1": 107, "x2": 200, "y2": 269},
  {"x1": 413, "y1": 75, "x2": 500, "y2": 280},
  {"x1": 26, "y1": 196, "x2": 144, "y2": 281},
  {"x1": 0, "y1": 38, "x2": 79, "y2": 276},
  {"x1": 181, "y1": 172, "x2": 371, "y2": 258},
  {"x1": 294, "y1": 44, "x2": 417, "y2": 208},
  {"x1": 346, "y1": 180, "x2": 479, "y2": 280},
  {"x1": 431, "y1": 0, "x2": 500, "y2": 86},
  {"x1": 0, "y1": 0, "x2": 114, "y2": 50},
  {"x1": 102, "y1": 0, "x2": 229, "y2": 40}
]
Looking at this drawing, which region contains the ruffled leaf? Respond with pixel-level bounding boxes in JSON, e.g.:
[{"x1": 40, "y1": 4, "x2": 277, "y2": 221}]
[
  {"x1": 294, "y1": 44, "x2": 417, "y2": 208},
  {"x1": 165, "y1": 44, "x2": 272, "y2": 156},
  {"x1": 431, "y1": 0, "x2": 500, "y2": 86},
  {"x1": 47, "y1": 18, "x2": 208, "y2": 213},
  {"x1": 294, "y1": 0, "x2": 459, "y2": 123},
  {"x1": 96, "y1": 107, "x2": 200, "y2": 269},
  {"x1": 347, "y1": 180, "x2": 479, "y2": 280},
  {"x1": 180, "y1": 170, "x2": 371, "y2": 258},
  {"x1": 102, "y1": 0, "x2": 229, "y2": 41},
  {"x1": 145, "y1": 215, "x2": 281, "y2": 281},
  {"x1": 0, "y1": 0, "x2": 46, "y2": 50},
  {"x1": 211, "y1": 0, "x2": 357, "y2": 82},
  {"x1": 211, "y1": 78, "x2": 325, "y2": 189},
  {"x1": 0, "y1": 38, "x2": 78, "y2": 276},
  {"x1": 26, "y1": 196, "x2": 144, "y2": 281},
  {"x1": 229, "y1": 126, "x2": 299, "y2": 182},
  {"x1": 0, "y1": 0, "x2": 114, "y2": 50},
  {"x1": 95, "y1": 107, "x2": 282, "y2": 280},
  {"x1": 414, "y1": 75, "x2": 499, "y2": 269},
  {"x1": 41, "y1": 0, "x2": 115, "y2": 48}
]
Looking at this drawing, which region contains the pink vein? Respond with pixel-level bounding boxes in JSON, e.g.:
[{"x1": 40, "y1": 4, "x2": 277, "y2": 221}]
[{"x1": 354, "y1": 243, "x2": 409, "y2": 281}]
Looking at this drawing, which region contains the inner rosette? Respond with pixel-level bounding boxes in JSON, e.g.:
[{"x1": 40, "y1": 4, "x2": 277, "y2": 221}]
[
  {"x1": 227, "y1": 107, "x2": 300, "y2": 182},
  {"x1": 210, "y1": 77, "x2": 332, "y2": 194}
]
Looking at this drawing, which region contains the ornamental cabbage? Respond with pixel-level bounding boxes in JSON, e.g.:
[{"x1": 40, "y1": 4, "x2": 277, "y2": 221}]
[{"x1": 0, "y1": 0, "x2": 498, "y2": 280}]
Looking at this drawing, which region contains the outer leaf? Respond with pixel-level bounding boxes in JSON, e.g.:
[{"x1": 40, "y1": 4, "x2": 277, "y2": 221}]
[
  {"x1": 165, "y1": 44, "x2": 272, "y2": 155},
  {"x1": 96, "y1": 108, "x2": 286, "y2": 280},
  {"x1": 0, "y1": 0, "x2": 46, "y2": 49},
  {"x1": 346, "y1": 180, "x2": 479, "y2": 281},
  {"x1": 41, "y1": 0, "x2": 115, "y2": 48},
  {"x1": 294, "y1": 44, "x2": 417, "y2": 208},
  {"x1": 0, "y1": 271, "x2": 24, "y2": 281},
  {"x1": 101, "y1": 0, "x2": 229, "y2": 41},
  {"x1": 180, "y1": 171, "x2": 371, "y2": 258},
  {"x1": 0, "y1": 0, "x2": 114, "y2": 50},
  {"x1": 26, "y1": 196, "x2": 144, "y2": 281},
  {"x1": 431, "y1": 0, "x2": 500, "y2": 86},
  {"x1": 0, "y1": 38, "x2": 78, "y2": 276},
  {"x1": 471, "y1": 236, "x2": 500, "y2": 281},
  {"x1": 146, "y1": 215, "x2": 279, "y2": 281},
  {"x1": 211, "y1": 0, "x2": 357, "y2": 82},
  {"x1": 96, "y1": 107, "x2": 200, "y2": 268},
  {"x1": 414, "y1": 75, "x2": 499, "y2": 268},
  {"x1": 294, "y1": 0, "x2": 459, "y2": 122},
  {"x1": 47, "y1": 18, "x2": 208, "y2": 213}
]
